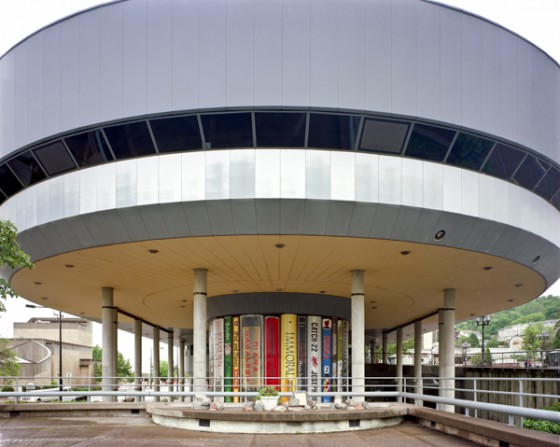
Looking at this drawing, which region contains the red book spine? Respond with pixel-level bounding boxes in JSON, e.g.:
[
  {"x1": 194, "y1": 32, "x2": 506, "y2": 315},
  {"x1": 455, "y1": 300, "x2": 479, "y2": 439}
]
[{"x1": 265, "y1": 316, "x2": 280, "y2": 389}]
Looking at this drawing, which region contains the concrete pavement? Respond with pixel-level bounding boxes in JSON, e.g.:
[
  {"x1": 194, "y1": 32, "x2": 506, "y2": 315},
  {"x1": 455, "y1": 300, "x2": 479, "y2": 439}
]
[{"x1": 0, "y1": 417, "x2": 479, "y2": 446}]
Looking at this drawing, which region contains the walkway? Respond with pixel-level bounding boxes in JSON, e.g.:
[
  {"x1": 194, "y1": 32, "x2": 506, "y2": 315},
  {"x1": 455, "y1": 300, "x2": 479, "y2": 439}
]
[{"x1": 0, "y1": 417, "x2": 478, "y2": 447}]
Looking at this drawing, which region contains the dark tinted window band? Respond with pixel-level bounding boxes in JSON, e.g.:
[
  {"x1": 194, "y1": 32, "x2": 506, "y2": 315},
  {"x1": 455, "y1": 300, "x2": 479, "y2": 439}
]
[{"x1": 0, "y1": 109, "x2": 558, "y2": 212}]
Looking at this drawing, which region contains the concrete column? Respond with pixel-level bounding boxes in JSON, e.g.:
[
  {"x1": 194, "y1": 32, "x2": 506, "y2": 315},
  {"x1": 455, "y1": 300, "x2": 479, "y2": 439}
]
[
  {"x1": 396, "y1": 328, "x2": 403, "y2": 401},
  {"x1": 439, "y1": 289, "x2": 456, "y2": 412},
  {"x1": 179, "y1": 338, "x2": 185, "y2": 402},
  {"x1": 167, "y1": 332, "x2": 174, "y2": 394},
  {"x1": 134, "y1": 319, "x2": 142, "y2": 394},
  {"x1": 414, "y1": 320, "x2": 423, "y2": 405},
  {"x1": 153, "y1": 328, "x2": 160, "y2": 402},
  {"x1": 112, "y1": 307, "x2": 118, "y2": 380},
  {"x1": 193, "y1": 269, "x2": 208, "y2": 393},
  {"x1": 382, "y1": 333, "x2": 388, "y2": 364},
  {"x1": 101, "y1": 287, "x2": 116, "y2": 402},
  {"x1": 351, "y1": 269, "x2": 365, "y2": 398}
]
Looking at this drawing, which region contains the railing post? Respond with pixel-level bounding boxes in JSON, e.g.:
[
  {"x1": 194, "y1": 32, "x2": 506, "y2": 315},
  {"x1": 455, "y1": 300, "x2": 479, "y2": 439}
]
[
  {"x1": 473, "y1": 378, "x2": 478, "y2": 419},
  {"x1": 518, "y1": 379, "x2": 524, "y2": 428}
]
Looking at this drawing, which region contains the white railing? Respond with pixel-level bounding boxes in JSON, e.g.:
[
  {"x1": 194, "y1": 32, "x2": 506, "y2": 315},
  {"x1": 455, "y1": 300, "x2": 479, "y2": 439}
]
[{"x1": 1, "y1": 375, "x2": 559, "y2": 426}]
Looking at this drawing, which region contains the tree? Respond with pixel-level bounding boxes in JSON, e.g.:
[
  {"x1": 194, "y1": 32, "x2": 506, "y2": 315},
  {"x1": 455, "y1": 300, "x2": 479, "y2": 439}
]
[
  {"x1": 159, "y1": 360, "x2": 178, "y2": 379},
  {"x1": 92, "y1": 345, "x2": 134, "y2": 382},
  {"x1": 0, "y1": 338, "x2": 20, "y2": 380},
  {"x1": 0, "y1": 220, "x2": 33, "y2": 311},
  {"x1": 522, "y1": 323, "x2": 544, "y2": 364}
]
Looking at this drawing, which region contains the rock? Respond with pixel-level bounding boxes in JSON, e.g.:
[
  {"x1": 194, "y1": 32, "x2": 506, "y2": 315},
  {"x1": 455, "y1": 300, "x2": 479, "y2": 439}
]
[
  {"x1": 289, "y1": 407, "x2": 304, "y2": 412},
  {"x1": 209, "y1": 402, "x2": 218, "y2": 411},
  {"x1": 347, "y1": 406, "x2": 357, "y2": 410},
  {"x1": 334, "y1": 394, "x2": 343, "y2": 404},
  {"x1": 288, "y1": 398, "x2": 300, "y2": 407},
  {"x1": 334, "y1": 402, "x2": 348, "y2": 410},
  {"x1": 361, "y1": 401, "x2": 369, "y2": 409},
  {"x1": 354, "y1": 403, "x2": 365, "y2": 410},
  {"x1": 254, "y1": 401, "x2": 264, "y2": 412},
  {"x1": 244, "y1": 406, "x2": 254, "y2": 412},
  {"x1": 304, "y1": 405, "x2": 312, "y2": 410},
  {"x1": 193, "y1": 400, "x2": 210, "y2": 410},
  {"x1": 195, "y1": 393, "x2": 210, "y2": 403},
  {"x1": 244, "y1": 401, "x2": 254, "y2": 409},
  {"x1": 273, "y1": 405, "x2": 288, "y2": 412}
]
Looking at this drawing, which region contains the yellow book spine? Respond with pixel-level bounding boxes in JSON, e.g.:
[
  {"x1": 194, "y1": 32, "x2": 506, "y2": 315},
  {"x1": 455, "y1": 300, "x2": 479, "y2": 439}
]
[{"x1": 280, "y1": 314, "x2": 297, "y2": 400}]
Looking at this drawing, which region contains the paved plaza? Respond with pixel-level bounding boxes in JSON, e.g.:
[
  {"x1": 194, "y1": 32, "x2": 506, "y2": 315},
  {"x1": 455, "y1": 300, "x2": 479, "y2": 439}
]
[{"x1": 0, "y1": 417, "x2": 478, "y2": 447}]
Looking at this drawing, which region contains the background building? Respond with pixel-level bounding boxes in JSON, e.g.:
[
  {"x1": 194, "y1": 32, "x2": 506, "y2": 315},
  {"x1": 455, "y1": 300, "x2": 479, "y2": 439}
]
[{"x1": 10, "y1": 317, "x2": 93, "y2": 386}]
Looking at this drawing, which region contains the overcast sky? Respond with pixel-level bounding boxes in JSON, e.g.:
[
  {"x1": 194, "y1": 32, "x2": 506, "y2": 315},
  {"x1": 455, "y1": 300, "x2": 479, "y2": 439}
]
[{"x1": 0, "y1": 0, "x2": 559, "y2": 361}]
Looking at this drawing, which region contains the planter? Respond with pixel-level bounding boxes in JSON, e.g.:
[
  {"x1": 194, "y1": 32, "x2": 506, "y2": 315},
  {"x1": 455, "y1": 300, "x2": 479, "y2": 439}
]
[{"x1": 260, "y1": 395, "x2": 278, "y2": 411}]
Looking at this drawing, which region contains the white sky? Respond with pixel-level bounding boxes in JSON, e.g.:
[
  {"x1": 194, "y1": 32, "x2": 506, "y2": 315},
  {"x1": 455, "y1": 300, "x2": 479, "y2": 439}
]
[{"x1": 0, "y1": 0, "x2": 559, "y2": 364}]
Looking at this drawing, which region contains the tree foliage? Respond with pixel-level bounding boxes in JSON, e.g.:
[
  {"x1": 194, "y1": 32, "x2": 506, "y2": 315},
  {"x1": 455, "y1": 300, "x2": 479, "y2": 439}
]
[
  {"x1": 92, "y1": 345, "x2": 134, "y2": 382},
  {"x1": 0, "y1": 220, "x2": 33, "y2": 310},
  {"x1": 457, "y1": 295, "x2": 560, "y2": 338},
  {"x1": 0, "y1": 338, "x2": 20, "y2": 380}
]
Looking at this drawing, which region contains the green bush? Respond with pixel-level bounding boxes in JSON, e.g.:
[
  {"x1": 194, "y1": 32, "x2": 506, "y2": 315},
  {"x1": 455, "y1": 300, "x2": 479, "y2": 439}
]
[
  {"x1": 523, "y1": 401, "x2": 560, "y2": 434},
  {"x1": 1, "y1": 386, "x2": 14, "y2": 392}
]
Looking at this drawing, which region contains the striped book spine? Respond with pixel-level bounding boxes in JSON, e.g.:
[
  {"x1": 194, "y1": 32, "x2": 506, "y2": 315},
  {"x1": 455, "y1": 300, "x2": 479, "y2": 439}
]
[
  {"x1": 241, "y1": 315, "x2": 263, "y2": 389},
  {"x1": 223, "y1": 316, "x2": 233, "y2": 402},
  {"x1": 212, "y1": 318, "x2": 224, "y2": 403},
  {"x1": 280, "y1": 314, "x2": 297, "y2": 400},
  {"x1": 340, "y1": 320, "x2": 349, "y2": 391},
  {"x1": 321, "y1": 318, "x2": 332, "y2": 402},
  {"x1": 297, "y1": 316, "x2": 307, "y2": 390},
  {"x1": 307, "y1": 316, "x2": 321, "y2": 393},
  {"x1": 232, "y1": 316, "x2": 240, "y2": 402},
  {"x1": 265, "y1": 316, "x2": 280, "y2": 388},
  {"x1": 331, "y1": 316, "x2": 338, "y2": 392}
]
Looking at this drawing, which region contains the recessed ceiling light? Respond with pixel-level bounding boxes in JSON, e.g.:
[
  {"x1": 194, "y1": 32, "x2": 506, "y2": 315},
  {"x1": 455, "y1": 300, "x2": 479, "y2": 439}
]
[
  {"x1": 319, "y1": 291, "x2": 326, "y2": 294},
  {"x1": 180, "y1": 305, "x2": 186, "y2": 308},
  {"x1": 275, "y1": 243, "x2": 285, "y2": 249},
  {"x1": 434, "y1": 230, "x2": 446, "y2": 241},
  {"x1": 181, "y1": 299, "x2": 188, "y2": 302},
  {"x1": 507, "y1": 299, "x2": 514, "y2": 303},
  {"x1": 470, "y1": 313, "x2": 475, "y2": 316},
  {"x1": 369, "y1": 300, "x2": 376, "y2": 304},
  {"x1": 483, "y1": 266, "x2": 492, "y2": 271},
  {"x1": 371, "y1": 306, "x2": 378, "y2": 309},
  {"x1": 514, "y1": 284, "x2": 523, "y2": 288},
  {"x1": 41, "y1": 297, "x2": 48, "y2": 300},
  {"x1": 34, "y1": 281, "x2": 42, "y2": 285},
  {"x1": 65, "y1": 264, "x2": 74, "y2": 268},
  {"x1": 148, "y1": 249, "x2": 159, "y2": 254},
  {"x1": 80, "y1": 312, "x2": 85, "y2": 315},
  {"x1": 531, "y1": 255, "x2": 540, "y2": 264},
  {"x1": 400, "y1": 251, "x2": 411, "y2": 256}
]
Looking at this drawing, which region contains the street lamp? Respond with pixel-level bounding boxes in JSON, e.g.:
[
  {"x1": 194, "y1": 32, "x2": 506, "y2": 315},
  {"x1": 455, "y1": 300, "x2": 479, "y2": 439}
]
[
  {"x1": 461, "y1": 342, "x2": 470, "y2": 367},
  {"x1": 476, "y1": 316, "x2": 491, "y2": 367},
  {"x1": 25, "y1": 304, "x2": 63, "y2": 400},
  {"x1": 537, "y1": 329, "x2": 549, "y2": 366}
]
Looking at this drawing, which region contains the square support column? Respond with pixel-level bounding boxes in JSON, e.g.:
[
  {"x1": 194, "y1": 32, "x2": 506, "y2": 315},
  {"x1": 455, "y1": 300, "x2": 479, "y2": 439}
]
[
  {"x1": 351, "y1": 269, "x2": 365, "y2": 398},
  {"x1": 193, "y1": 269, "x2": 208, "y2": 393}
]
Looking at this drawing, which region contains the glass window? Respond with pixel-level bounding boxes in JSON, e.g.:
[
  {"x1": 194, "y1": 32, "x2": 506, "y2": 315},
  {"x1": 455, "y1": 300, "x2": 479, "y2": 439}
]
[
  {"x1": 200, "y1": 113, "x2": 253, "y2": 149},
  {"x1": 481, "y1": 144, "x2": 525, "y2": 180},
  {"x1": 0, "y1": 164, "x2": 24, "y2": 196},
  {"x1": 552, "y1": 190, "x2": 560, "y2": 211},
  {"x1": 513, "y1": 155, "x2": 547, "y2": 190},
  {"x1": 149, "y1": 116, "x2": 202, "y2": 152},
  {"x1": 534, "y1": 167, "x2": 560, "y2": 200},
  {"x1": 255, "y1": 112, "x2": 306, "y2": 147},
  {"x1": 446, "y1": 133, "x2": 493, "y2": 170},
  {"x1": 359, "y1": 119, "x2": 409, "y2": 153},
  {"x1": 7, "y1": 151, "x2": 47, "y2": 186},
  {"x1": 308, "y1": 113, "x2": 360, "y2": 150},
  {"x1": 103, "y1": 122, "x2": 156, "y2": 159},
  {"x1": 65, "y1": 130, "x2": 114, "y2": 167},
  {"x1": 405, "y1": 124, "x2": 456, "y2": 162},
  {"x1": 33, "y1": 141, "x2": 76, "y2": 176}
]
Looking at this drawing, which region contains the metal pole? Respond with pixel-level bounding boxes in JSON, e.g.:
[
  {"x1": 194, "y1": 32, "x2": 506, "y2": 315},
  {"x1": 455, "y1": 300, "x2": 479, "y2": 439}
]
[{"x1": 59, "y1": 311, "x2": 63, "y2": 401}]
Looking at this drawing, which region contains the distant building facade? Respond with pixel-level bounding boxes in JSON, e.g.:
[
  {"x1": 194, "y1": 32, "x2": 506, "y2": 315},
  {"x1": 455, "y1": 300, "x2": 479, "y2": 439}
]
[{"x1": 11, "y1": 318, "x2": 93, "y2": 386}]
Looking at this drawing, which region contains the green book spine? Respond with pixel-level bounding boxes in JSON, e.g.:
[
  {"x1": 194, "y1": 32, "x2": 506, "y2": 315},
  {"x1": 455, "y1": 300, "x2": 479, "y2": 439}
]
[{"x1": 224, "y1": 316, "x2": 233, "y2": 402}]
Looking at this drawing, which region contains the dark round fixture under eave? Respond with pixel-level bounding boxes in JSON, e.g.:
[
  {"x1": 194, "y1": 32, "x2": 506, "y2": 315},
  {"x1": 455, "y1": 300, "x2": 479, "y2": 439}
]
[{"x1": 434, "y1": 230, "x2": 446, "y2": 241}]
